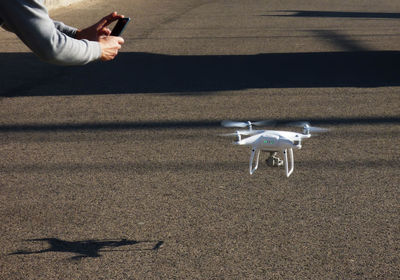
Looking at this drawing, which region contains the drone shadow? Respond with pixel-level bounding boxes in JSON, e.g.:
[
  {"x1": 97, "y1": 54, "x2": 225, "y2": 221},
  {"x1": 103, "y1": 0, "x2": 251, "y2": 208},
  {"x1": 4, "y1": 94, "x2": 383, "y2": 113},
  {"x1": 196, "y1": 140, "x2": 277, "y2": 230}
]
[
  {"x1": 266, "y1": 10, "x2": 400, "y2": 19},
  {"x1": 0, "y1": 116, "x2": 398, "y2": 133},
  {"x1": 1, "y1": 51, "x2": 400, "y2": 97},
  {"x1": 9, "y1": 238, "x2": 163, "y2": 260}
]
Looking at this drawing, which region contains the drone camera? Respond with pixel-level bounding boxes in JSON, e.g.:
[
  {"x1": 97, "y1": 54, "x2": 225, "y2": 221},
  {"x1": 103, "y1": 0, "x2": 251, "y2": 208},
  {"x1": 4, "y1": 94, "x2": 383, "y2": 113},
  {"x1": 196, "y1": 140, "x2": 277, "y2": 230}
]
[{"x1": 266, "y1": 152, "x2": 284, "y2": 167}]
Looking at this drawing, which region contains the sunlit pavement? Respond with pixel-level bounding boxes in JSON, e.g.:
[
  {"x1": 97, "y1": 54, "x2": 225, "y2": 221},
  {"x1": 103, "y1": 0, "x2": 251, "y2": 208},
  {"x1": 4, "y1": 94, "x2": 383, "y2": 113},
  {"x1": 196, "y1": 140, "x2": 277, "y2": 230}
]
[{"x1": 1, "y1": 0, "x2": 399, "y2": 279}]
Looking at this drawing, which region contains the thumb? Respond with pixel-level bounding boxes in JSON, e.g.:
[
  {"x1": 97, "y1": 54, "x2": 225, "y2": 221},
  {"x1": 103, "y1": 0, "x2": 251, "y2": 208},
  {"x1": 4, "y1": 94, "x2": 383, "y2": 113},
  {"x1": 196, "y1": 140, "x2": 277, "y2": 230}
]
[{"x1": 118, "y1": 36, "x2": 125, "y2": 44}]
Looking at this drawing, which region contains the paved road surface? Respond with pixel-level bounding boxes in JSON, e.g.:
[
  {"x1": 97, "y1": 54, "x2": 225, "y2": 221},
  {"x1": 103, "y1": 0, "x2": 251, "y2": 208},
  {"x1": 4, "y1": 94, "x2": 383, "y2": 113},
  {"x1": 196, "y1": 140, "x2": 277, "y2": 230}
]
[{"x1": 1, "y1": 0, "x2": 399, "y2": 279}]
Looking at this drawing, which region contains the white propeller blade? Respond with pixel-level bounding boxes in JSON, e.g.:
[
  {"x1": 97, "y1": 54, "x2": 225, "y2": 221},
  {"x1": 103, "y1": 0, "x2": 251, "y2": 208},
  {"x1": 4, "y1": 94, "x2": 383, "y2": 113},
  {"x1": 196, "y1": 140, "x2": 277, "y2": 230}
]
[
  {"x1": 221, "y1": 120, "x2": 275, "y2": 128},
  {"x1": 221, "y1": 120, "x2": 248, "y2": 128},
  {"x1": 252, "y1": 120, "x2": 276, "y2": 127},
  {"x1": 218, "y1": 130, "x2": 263, "y2": 137},
  {"x1": 287, "y1": 121, "x2": 328, "y2": 134},
  {"x1": 309, "y1": 126, "x2": 329, "y2": 133}
]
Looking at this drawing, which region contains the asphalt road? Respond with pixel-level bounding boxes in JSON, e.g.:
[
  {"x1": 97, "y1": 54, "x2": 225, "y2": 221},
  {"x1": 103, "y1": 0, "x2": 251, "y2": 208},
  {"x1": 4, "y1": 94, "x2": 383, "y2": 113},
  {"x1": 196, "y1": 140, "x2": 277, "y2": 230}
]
[{"x1": 1, "y1": 0, "x2": 399, "y2": 279}]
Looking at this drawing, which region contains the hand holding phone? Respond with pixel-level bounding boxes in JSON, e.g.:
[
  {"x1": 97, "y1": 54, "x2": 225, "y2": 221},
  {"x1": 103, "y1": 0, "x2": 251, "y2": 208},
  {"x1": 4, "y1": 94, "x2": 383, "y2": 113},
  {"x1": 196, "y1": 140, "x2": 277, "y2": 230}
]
[{"x1": 111, "y1": 17, "x2": 131, "y2": 36}]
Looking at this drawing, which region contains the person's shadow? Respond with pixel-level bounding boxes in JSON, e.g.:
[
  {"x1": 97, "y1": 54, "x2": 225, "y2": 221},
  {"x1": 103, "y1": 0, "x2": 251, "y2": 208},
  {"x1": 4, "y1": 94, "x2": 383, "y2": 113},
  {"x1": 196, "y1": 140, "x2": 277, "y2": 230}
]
[
  {"x1": 9, "y1": 238, "x2": 164, "y2": 260},
  {"x1": 2, "y1": 51, "x2": 400, "y2": 97}
]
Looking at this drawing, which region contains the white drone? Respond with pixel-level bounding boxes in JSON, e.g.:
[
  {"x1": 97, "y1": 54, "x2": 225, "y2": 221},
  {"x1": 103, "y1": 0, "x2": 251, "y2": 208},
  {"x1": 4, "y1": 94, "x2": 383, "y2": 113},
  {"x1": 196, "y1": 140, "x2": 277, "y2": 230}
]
[{"x1": 221, "y1": 120, "x2": 328, "y2": 177}]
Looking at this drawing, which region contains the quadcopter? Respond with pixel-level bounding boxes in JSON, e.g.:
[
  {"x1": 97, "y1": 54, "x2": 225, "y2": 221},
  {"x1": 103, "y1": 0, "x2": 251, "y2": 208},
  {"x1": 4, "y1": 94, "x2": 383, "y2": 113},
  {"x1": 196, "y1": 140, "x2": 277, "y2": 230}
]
[{"x1": 220, "y1": 120, "x2": 328, "y2": 177}]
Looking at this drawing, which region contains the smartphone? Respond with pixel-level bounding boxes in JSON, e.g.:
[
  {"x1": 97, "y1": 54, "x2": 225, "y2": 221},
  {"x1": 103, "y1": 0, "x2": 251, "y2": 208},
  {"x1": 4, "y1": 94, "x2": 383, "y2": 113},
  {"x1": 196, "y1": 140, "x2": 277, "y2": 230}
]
[{"x1": 111, "y1": 17, "x2": 131, "y2": 36}]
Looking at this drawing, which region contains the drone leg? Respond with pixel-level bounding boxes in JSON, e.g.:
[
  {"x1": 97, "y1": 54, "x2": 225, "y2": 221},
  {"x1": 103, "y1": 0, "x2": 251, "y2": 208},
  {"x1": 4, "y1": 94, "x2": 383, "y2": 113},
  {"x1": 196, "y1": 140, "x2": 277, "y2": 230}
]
[
  {"x1": 249, "y1": 148, "x2": 260, "y2": 175},
  {"x1": 283, "y1": 148, "x2": 294, "y2": 177}
]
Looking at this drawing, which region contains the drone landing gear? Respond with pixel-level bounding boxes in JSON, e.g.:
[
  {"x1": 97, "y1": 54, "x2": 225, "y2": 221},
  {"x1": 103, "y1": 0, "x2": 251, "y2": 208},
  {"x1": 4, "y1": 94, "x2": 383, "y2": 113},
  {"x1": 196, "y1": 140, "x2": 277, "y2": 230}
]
[
  {"x1": 249, "y1": 149, "x2": 294, "y2": 177},
  {"x1": 249, "y1": 148, "x2": 260, "y2": 175},
  {"x1": 264, "y1": 150, "x2": 295, "y2": 178},
  {"x1": 283, "y1": 148, "x2": 294, "y2": 177},
  {"x1": 266, "y1": 152, "x2": 284, "y2": 167}
]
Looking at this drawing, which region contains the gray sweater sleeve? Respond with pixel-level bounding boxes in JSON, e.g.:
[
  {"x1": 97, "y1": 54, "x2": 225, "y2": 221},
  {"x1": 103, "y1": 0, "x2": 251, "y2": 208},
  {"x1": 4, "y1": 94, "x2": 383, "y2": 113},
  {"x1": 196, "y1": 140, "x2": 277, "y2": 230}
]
[
  {"x1": 53, "y1": 20, "x2": 78, "y2": 38},
  {"x1": 0, "y1": 0, "x2": 101, "y2": 65}
]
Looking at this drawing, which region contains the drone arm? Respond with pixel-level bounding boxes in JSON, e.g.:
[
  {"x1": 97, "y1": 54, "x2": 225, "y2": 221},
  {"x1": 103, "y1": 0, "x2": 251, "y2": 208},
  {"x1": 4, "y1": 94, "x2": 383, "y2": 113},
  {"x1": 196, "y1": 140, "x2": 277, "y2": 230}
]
[
  {"x1": 249, "y1": 148, "x2": 260, "y2": 175},
  {"x1": 283, "y1": 148, "x2": 294, "y2": 177}
]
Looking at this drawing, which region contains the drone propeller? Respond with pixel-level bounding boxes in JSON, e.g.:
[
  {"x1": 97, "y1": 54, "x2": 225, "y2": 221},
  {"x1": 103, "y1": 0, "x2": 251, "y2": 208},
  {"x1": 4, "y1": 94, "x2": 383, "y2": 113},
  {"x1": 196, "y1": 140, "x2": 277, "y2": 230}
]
[
  {"x1": 287, "y1": 121, "x2": 328, "y2": 134},
  {"x1": 221, "y1": 120, "x2": 249, "y2": 128},
  {"x1": 308, "y1": 126, "x2": 329, "y2": 133},
  {"x1": 219, "y1": 130, "x2": 262, "y2": 137},
  {"x1": 219, "y1": 132, "x2": 240, "y2": 137},
  {"x1": 221, "y1": 120, "x2": 275, "y2": 128},
  {"x1": 252, "y1": 120, "x2": 276, "y2": 126}
]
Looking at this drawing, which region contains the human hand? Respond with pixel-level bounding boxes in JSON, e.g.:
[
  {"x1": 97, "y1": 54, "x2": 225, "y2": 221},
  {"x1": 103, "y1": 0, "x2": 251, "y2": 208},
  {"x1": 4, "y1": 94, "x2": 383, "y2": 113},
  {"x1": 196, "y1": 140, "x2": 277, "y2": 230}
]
[
  {"x1": 75, "y1": 12, "x2": 124, "y2": 41},
  {"x1": 99, "y1": 35, "x2": 125, "y2": 61}
]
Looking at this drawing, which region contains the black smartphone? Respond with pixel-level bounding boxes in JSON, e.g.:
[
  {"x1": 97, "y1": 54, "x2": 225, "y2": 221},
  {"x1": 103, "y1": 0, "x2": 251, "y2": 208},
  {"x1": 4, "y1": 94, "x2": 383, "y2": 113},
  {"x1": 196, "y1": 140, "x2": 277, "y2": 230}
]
[{"x1": 110, "y1": 17, "x2": 131, "y2": 36}]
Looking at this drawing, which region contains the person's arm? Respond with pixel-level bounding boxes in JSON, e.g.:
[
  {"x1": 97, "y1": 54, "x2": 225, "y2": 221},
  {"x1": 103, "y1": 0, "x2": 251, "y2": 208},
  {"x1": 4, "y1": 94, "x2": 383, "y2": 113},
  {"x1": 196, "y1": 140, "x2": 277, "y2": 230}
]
[
  {"x1": 53, "y1": 20, "x2": 78, "y2": 38},
  {"x1": 0, "y1": 0, "x2": 101, "y2": 65}
]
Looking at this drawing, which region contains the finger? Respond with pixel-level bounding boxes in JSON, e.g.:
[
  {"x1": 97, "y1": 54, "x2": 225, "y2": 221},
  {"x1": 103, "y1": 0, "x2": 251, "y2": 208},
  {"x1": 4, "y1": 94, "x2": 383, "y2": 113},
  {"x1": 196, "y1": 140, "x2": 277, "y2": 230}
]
[
  {"x1": 99, "y1": 27, "x2": 111, "y2": 36},
  {"x1": 97, "y1": 12, "x2": 120, "y2": 28},
  {"x1": 117, "y1": 37, "x2": 125, "y2": 44},
  {"x1": 104, "y1": 11, "x2": 118, "y2": 22},
  {"x1": 102, "y1": 12, "x2": 124, "y2": 27},
  {"x1": 97, "y1": 13, "x2": 114, "y2": 28},
  {"x1": 113, "y1": 49, "x2": 119, "y2": 58}
]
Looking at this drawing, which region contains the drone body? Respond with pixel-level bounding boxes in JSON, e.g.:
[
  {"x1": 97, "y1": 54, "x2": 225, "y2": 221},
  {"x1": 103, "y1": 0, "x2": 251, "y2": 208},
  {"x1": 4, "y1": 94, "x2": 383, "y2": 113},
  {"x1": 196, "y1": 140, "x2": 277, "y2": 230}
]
[{"x1": 221, "y1": 121, "x2": 327, "y2": 177}]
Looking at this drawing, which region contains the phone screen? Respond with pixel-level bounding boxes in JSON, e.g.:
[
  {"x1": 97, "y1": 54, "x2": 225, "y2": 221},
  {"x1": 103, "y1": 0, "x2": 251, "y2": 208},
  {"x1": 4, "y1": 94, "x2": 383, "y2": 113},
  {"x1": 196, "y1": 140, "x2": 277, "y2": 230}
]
[{"x1": 111, "y1": 17, "x2": 131, "y2": 36}]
